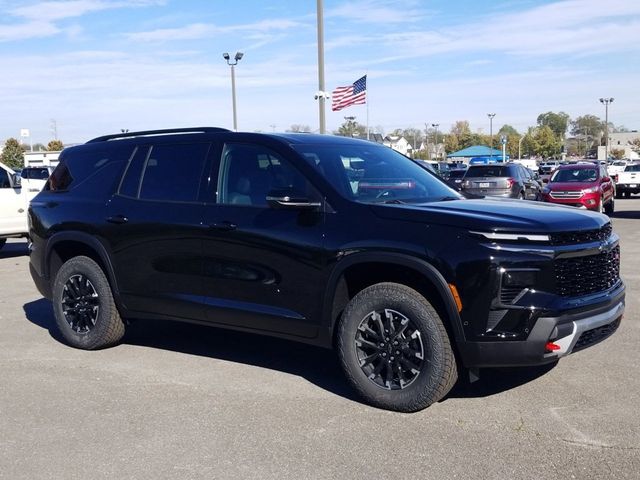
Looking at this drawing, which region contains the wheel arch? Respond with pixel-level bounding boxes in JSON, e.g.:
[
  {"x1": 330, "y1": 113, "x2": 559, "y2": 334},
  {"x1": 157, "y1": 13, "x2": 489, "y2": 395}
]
[
  {"x1": 323, "y1": 252, "x2": 465, "y2": 349},
  {"x1": 45, "y1": 232, "x2": 121, "y2": 303}
]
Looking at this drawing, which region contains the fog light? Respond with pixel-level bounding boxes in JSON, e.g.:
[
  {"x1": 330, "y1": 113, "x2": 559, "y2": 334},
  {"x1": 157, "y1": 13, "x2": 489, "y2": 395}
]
[
  {"x1": 586, "y1": 199, "x2": 596, "y2": 206},
  {"x1": 502, "y1": 270, "x2": 537, "y2": 288}
]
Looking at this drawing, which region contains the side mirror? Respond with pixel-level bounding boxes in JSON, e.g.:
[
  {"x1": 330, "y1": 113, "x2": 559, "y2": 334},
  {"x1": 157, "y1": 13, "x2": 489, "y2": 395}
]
[
  {"x1": 11, "y1": 174, "x2": 21, "y2": 188},
  {"x1": 266, "y1": 190, "x2": 321, "y2": 210}
]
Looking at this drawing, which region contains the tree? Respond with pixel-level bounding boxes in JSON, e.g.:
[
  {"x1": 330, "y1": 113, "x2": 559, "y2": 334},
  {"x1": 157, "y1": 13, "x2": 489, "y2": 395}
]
[
  {"x1": 1, "y1": 138, "x2": 25, "y2": 169},
  {"x1": 498, "y1": 124, "x2": 519, "y2": 137},
  {"x1": 443, "y1": 134, "x2": 459, "y2": 155},
  {"x1": 402, "y1": 128, "x2": 423, "y2": 150},
  {"x1": 631, "y1": 138, "x2": 640, "y2": 154},
  {"x1": 47, "y1": 140, "x2": 64, "y2": 151},
  {"x1": 335, "y1": 118, "x2": 367, "y2": 137},
  {"x1": 610, "y1": 148, "x2": 625, "y2": 160},
  {"x1": 534, "y1": 125, "x2": 562, "y2": 158},
  {"x1": 287, "y1": 124, "x2": 311, "y2": 133},
  {"x1": 537, "y1": 111, "x2": 570, "y2": 139}
]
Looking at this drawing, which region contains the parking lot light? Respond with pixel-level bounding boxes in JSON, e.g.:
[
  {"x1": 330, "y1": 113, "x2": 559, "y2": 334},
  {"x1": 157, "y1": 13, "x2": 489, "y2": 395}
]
[{"x1": 223, "y1": 52, "x2": 243, "y2": 131}]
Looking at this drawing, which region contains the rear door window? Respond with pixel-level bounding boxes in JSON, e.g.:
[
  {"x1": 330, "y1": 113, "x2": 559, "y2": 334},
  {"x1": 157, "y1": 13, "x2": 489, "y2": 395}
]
[{"x1": 138, "y1": 143, "x2": 211, "y2": 203}]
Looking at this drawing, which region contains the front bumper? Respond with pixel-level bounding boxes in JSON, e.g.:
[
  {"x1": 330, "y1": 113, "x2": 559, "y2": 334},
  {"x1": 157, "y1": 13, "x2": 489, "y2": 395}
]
[
  {"x1": 542, "y1": 192, "x2": 600, "y2": 210},
  {"x1": 458, "y1": 283, "x2": 625, "y2": 368}
]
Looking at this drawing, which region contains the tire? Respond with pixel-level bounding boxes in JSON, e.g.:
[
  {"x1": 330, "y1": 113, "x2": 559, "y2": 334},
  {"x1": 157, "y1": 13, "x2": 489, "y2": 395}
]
[
  {"x1": 52, "y1": 256, "x2": 125, "y2": 349},
  {"x1": 337, "y1": 283, "x2": 458, "y2": 412},
  {"x1": 604, "y1": 198, "x2": 615, "y2": 215},
  {"x1": 519, "y1": 192, "x2": 525, "y2": 200},
  {"x1": 616, "y1": 190, "x2": 622, "y2": 199},
  {"x1": 625, "y1": 191, "x2": 631, "y2": 198},
  {"x1": 597, "y1": 197, "x2": 604, "y2": 213},
  {"x1": 0, "y1": 239, "x2": 6, "y2": 251}
]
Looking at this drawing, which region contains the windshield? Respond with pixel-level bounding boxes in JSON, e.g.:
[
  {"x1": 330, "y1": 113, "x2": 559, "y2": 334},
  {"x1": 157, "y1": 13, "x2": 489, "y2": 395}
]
[
  {"x1": 449, "y1": 169, "x2": 466, "y2": 179},
  {"x1": 292, "y1": 143, "x2": 462, "y2": 203},
  {"x1": 613, "y1": 161, "x2": 627, "y2": 166},
  {"x1": 465, "y1": 166, "x2": 512, "y2": 178},
  {"x1": 551, "y1": 168, "x2": 598, "y2": 183}
]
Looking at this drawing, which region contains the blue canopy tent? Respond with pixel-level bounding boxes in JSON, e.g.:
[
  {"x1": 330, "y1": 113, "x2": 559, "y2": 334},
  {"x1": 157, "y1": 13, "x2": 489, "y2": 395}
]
[{"x1": 447, "y1": 145, "x2": 508, "y2": 164}]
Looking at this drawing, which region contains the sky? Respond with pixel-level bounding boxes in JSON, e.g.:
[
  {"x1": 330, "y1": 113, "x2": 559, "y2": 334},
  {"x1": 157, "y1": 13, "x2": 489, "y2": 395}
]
[{"x1": 1, "y1": 0, "x2": 639, "y2": 144}]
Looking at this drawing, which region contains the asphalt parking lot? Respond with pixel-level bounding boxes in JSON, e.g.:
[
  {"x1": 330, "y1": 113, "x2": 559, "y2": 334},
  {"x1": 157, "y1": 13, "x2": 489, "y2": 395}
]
[{"x1": 1, "y1": 199, "x2": 639, "y2": 480}]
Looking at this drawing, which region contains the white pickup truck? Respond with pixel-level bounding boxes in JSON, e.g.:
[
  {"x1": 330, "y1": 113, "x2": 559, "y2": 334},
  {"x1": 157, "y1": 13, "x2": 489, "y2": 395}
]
[
  {"x1": 0, "y1": 162, "x2": 29, "y2": 251},
  {"x1": 615, "y1": 163, "x2": 640, "y2": 198}
]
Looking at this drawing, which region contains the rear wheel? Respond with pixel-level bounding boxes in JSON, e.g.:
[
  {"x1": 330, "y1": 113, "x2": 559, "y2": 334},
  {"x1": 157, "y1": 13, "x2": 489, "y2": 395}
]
[
  {"x1": 52, "y1": 256, "x2": 125, "y2": 349},
  {"x1": 337, "y1": 283, "x2": 458, "y2": 412}
]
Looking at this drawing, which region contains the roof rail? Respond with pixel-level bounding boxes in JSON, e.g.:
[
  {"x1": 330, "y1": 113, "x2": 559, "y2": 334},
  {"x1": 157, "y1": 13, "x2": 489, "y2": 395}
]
[{"x1": 86, "y1": 127, "x2": 230, "y2": 144}]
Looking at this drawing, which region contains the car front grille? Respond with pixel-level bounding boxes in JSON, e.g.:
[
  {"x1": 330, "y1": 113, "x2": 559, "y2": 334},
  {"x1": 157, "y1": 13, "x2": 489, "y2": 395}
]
[
  {"x1": 550, "y1": 223, "x2": 612, "y2": 245},
  {"x1": 573, "y1": 316, "x2": 622, "y2": 353},
  {"x1": 554, "y1": 245, "x2": 620, "y2": 297},
  {"x1": 549, "y1": 190, "x2": 583, "y2": 199}
]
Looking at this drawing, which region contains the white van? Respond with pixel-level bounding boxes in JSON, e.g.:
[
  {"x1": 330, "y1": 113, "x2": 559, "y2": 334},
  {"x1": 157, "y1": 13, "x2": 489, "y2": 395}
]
[{"x1": 0, "y1": 162, "x2": 28, "y2": 250}]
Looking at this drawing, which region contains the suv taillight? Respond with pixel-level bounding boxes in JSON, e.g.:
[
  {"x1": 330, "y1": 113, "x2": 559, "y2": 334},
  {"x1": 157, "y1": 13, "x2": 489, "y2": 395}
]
[{"x1": 506, "y1": 178, "x2": 515, "y2": 188}]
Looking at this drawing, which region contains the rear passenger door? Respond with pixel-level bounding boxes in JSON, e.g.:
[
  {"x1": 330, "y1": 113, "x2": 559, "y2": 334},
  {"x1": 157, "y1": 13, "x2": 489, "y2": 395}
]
[
  {"x1": 106, "y1": 141, "x2": 213, "y2": 321},
  {"x1": 200, "y1": 142, "x2": 326, "y2": 339}
]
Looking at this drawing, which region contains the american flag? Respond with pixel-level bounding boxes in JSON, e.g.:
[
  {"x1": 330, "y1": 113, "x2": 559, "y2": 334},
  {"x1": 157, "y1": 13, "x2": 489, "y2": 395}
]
[{"x1": 331, "y1": 75, "x2": 367, "y2": 112}]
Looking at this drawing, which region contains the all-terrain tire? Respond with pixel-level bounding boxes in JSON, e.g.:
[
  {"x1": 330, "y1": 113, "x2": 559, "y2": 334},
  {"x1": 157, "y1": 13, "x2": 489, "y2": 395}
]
[
  {"x1": 337, "y1": 282, "x2": 458, "y2": 412},
  {"x1": 52, "y1": 256, "x2": 125, "y2": 349}
]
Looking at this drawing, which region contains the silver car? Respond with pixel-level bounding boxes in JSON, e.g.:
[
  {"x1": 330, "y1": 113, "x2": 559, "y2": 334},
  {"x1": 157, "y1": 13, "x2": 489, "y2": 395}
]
[{"x1": 461, "y1": 163, "x2": 541, "y2": 200}]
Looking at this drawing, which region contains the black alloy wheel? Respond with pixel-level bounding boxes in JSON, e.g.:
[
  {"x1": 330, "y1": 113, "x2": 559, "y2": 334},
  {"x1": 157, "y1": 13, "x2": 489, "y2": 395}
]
[
  {"x1": 61, "y1": 274, "x2": 100, "y2": 334},
  {"x1": 355, "y1": 309, "x2": 425, "y2": 390}
]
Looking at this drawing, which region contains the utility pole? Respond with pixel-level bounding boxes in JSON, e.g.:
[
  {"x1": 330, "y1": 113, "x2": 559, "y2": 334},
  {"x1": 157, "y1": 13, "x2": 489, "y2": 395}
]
[
  {"x1": 317, "y1": 0, "x2": 326, "y2": 134},
  {"x1": 487, "y1": 113, "x2": 496, "y2": 161},
  {"x1": 599, "y1": 98, "x2": 614, "y2": 160},
  {"x1": 431, "y1": 123, "x2": 440, "y2": 160}
]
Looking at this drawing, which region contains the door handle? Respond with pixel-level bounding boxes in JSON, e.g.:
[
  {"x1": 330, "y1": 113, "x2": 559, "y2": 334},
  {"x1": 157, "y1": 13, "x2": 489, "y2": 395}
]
[
  {"x1": 106, "y1": 215, "x2": 129, "y2": 225},
  {"x1": 209, "y1": 221, "x2": 237, "y2": 232}
]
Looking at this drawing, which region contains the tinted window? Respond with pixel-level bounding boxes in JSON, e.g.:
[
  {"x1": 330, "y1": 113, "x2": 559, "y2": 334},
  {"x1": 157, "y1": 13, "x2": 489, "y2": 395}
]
[
  {"x1": 465, "y1": 166, "x2": 513, "y2": 178},
  {"x1": 551, "y1": 168, "x2": 598, "y2": 183},
  {"x1": 625, "y1": 164, "x2": 640, "y2": 172},
  {"x1": 46, "y1": 143, "x2": 134, "y2": 192},
  {"x1": 449, "y1": 169, "x2": 466, "y2": 179},
  {"x1": 217, "y1": 144, "x2": 310, "y2": 207},
  {"x1": 139, "y1": 143, "x2": 210, "y2": 202},
  {"x1": 292, "y1": 143, "x2": 460, "y2": 203},
  {"x1": 22, "y1": 168, "x2": 50, "y2": 180},
  {"x1": 0, "y1": 169, "x2": 11, "y2": 188}
]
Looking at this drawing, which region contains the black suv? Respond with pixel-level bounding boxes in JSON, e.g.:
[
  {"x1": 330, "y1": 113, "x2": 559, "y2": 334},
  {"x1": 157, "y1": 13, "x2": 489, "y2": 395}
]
[{"x1": 29, "y1": 128, "x2": 625, "y2": 412}]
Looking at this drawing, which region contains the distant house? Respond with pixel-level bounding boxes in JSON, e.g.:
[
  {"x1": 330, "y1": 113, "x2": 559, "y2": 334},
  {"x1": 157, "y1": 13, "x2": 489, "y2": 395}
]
[
  {"x1": 384, "y1": 135, "x2": 413, "y2": 156},
  {"x1": 447, "y1": 145, "x2": 507, "y2": 164}
]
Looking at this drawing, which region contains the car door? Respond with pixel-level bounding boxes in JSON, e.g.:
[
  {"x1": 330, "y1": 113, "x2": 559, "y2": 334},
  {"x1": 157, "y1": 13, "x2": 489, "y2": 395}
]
[
  {"x1": 520, "y1": 166, "x2": 537, "y2": 199},
  {"x1": 200, "y1": 141, "x2": 326, "y2": 339},
  {"x1": 105, "y1": 141, "x2": 212, "y2": 321},
  {"x1": 0, "y1": 166, "x2": 27, "y2": 235}
]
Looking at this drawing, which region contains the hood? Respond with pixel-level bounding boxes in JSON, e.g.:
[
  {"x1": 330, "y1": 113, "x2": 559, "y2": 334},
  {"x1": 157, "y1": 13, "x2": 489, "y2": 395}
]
[{"x1": 370, "y1": 197, "x2": 608, "y2": 233}]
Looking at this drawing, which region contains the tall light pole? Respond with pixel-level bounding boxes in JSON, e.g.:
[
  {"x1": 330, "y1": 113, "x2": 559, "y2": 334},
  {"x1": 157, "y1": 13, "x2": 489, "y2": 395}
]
[
  {"x1": 599, "y1": 97, "x2": 614, "y2": 160},
  {"x1": 431, "y1": 123, "x2": 439, "y2": 159},
  {"x1": 223, "y1": 51, "x2": 243, "y2": 131},
  {"x1": 317, "y1": 0, "x2": 326, "y2": 134},
  {"x1": 487, "y1": 113, "x2": 496, "y2": 161}
]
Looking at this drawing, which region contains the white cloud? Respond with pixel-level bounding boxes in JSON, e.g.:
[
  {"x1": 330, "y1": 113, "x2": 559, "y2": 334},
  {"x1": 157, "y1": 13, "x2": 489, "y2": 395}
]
[
  {"x1": 327, "y1": 0, "x2": 428, "y2": 24},
  {"x1": 126, "y1": 18, "x2": 305, "y2": 43}
]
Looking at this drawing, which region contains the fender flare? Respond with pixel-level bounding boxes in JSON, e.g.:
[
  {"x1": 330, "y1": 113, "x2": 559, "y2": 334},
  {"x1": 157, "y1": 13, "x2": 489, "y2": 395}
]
[
  {"x1": 45, "y1": 231, "x2": 121, "y2": 298},
  {"x1": 322, "y1": 252, "x2": 466, "y2": 344}
]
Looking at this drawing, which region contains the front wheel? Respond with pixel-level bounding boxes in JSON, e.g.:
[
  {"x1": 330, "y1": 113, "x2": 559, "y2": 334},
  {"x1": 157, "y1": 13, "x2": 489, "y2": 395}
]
[
  {"x1": 604, "y1": 198, "x2": 615, "y2": 215},
  {"x1": 52, "y1": 256, "x2": 125, "y2": 349},
  {"x1": 337, "y1": 283, "x2": 458, "y2": 412}
]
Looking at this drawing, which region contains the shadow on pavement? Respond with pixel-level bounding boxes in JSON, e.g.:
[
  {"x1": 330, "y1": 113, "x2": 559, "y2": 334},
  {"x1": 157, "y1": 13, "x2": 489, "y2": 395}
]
[
  {"x1": 23, "y1": 297, "x2": 556, "y2": 406},
  {"x1": 610, "y1": 210, "x2": 640, "y2": 219},
  {"x1": 0, "y1": 240, "x2": 29, "y2": 259}
]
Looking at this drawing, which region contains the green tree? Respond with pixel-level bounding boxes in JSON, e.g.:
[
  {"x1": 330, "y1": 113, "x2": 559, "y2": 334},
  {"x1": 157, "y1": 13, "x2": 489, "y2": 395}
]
[
  {"x1": 335, "y1": 118, "x2": 367, "y2": 137},
  {"x1": 47, "y1": 139, "x2": 64, "y2": 151},
  {"x1": 1, "y1": 138, "x2": 25, "y2": 169},
  {"x1": 534, "y1": 125, "x2": 562, "y2": 158},
  {"x1": 498, "y1": 124, "x2": 519, "y2": 137},
  {"x1": 537, "y1": 111, "x2": 570, "y2": 139},
  {"x1": 443, "y1": 134, "x2": 459, "y2": 155}
]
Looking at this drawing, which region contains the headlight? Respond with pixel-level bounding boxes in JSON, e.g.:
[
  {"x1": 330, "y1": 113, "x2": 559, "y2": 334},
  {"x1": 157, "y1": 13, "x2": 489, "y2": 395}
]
[{"x1": 582, "y1": 186, "x2": 599, "y2": 194}]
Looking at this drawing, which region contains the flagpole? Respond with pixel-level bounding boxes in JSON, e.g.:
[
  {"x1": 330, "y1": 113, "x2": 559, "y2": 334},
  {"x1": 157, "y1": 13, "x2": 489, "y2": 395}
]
[{"x1": 366, "y1": 72, "x2": 369, "y2": 140}]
